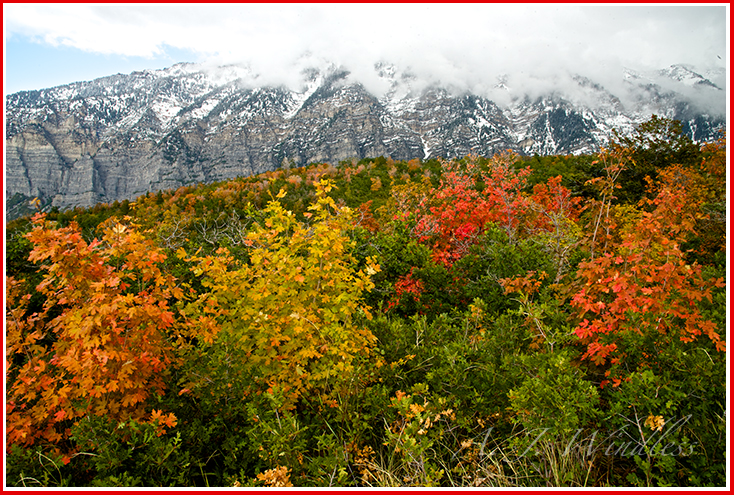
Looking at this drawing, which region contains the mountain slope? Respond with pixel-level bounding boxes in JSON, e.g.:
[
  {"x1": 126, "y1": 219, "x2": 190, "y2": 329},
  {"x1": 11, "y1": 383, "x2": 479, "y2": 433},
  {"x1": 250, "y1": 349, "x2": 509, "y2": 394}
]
[{"x1": 5, "y1": 62, "x2": 725, "y2": 217}]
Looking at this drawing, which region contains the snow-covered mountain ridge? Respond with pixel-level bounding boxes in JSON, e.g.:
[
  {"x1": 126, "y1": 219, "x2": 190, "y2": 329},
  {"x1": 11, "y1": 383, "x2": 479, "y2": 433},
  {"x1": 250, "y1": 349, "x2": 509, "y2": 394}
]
[{"x1": 5, "y1": 62, "x2": 725, "y2": 216}]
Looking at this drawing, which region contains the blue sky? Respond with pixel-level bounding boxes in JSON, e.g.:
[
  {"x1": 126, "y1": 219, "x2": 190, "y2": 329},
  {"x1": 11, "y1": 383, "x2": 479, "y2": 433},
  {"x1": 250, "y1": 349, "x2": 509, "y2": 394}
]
[
  {"x1": 3, "y1": 4, "x2": 728, "y2": 96},
  {"x1": 4, "y1": 38, "x2": 199, "y2": 94}
]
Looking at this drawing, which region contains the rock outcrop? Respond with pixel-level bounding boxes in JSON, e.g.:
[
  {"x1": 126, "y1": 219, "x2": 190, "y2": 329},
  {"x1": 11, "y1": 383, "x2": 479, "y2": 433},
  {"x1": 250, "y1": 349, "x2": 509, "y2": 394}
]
[{"x1": 5, "y1": 62, "x2": 725, "y2": 219}]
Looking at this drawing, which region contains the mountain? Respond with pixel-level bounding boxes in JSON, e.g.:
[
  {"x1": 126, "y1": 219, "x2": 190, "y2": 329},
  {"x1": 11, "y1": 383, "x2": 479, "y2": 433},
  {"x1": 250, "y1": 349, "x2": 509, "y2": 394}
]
[{"x1": 5, "y1": 62, "x2": 725, "y2": 218}]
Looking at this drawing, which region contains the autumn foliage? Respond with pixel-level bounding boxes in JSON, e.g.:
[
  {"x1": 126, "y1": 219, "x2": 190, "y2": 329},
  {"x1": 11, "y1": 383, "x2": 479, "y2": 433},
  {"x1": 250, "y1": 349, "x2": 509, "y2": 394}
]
[
  {"x1": 177, "y1": 180, "x2": 381, "y2": 409},
  {"x1": 412, "y1": 152, "x2": 535, "y2": 265},
  {"x1": 571, "y1": 144, "x2": 726, "y2": 384},
  {"x1": 6, "y1": 215, "x2": 179, "y2": 450},
  {"x1": 4, "y1": 120, "x2": 726, "y2": 487}
]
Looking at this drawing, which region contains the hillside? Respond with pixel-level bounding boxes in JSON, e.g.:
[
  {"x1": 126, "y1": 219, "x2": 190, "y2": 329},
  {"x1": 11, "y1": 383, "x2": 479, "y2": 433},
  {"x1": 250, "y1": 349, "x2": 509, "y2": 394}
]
[
  {"x1": 5, "y1": 117, "x2": 727, "y2": 488},
  {"x1": 5, "y1": 62, "x2": 725, "y2": 219}
]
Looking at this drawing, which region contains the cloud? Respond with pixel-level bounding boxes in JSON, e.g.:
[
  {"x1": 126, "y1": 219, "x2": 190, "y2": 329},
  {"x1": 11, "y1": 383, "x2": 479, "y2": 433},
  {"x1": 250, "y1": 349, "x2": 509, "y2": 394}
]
[{"x1": 4, "y1": 3, "x2": 727, "y2": 108}]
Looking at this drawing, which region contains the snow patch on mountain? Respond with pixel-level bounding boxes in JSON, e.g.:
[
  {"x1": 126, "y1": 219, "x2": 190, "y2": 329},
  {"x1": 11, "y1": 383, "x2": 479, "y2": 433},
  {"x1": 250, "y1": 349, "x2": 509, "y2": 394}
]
[{"x1": 5, "y1": 61, "x2": 725, "y2": 217}]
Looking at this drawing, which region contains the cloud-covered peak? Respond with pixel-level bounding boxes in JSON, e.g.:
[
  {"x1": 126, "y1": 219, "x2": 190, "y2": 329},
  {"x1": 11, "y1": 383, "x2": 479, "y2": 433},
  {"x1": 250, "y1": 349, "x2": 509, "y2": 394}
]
[{"x1": 5, "y1": 4, "x2": 726, "y2": 99}]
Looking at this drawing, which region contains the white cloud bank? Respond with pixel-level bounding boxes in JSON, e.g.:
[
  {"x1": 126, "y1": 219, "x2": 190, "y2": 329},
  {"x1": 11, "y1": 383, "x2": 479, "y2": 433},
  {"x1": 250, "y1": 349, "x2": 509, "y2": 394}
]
[{"x1": 4, "y1": 3, "x2": 728, "y2": 106}]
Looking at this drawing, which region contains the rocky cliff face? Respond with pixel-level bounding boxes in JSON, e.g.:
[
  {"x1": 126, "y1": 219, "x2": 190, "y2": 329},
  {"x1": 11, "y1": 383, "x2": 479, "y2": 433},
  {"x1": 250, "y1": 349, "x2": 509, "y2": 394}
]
[{"x1": 5, "y1": 62, "x2": 725, "y2": 218}]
